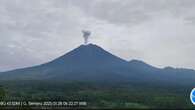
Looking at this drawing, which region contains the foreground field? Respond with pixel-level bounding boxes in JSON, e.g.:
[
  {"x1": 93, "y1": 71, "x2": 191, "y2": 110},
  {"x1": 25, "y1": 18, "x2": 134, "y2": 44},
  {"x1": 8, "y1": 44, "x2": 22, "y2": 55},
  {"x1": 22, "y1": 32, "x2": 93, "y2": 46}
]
[{"x1": 0, "y1": 80, "x2": 194, "y2": 109}]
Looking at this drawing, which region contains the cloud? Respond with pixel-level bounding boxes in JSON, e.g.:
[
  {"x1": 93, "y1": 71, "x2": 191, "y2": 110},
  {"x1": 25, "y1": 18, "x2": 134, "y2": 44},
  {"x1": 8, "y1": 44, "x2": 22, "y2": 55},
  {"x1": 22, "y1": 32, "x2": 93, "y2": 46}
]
[
  {"x1": 0, "y1": 0, "x2": 86, "y2": 71},
  {"x1": 0, "y1": 0, "x2": 195, "y2": 71}
]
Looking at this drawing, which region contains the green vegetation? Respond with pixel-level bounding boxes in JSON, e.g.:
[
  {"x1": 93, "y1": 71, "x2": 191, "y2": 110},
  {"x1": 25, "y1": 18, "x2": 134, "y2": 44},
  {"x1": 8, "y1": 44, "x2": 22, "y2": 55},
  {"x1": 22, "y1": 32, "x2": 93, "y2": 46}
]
[
  {"x1": 0, "y1": 86, "x2": 5, "y2": 99},
  {"x1": 0, "y1": 80, "x2": 194, "y2": 109}
]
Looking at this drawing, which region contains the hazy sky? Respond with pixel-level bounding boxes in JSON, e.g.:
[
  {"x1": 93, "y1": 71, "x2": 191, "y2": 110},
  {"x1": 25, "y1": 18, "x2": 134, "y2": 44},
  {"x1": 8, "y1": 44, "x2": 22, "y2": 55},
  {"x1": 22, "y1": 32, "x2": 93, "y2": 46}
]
[{"x1": 0, "y1": 0, "x2": 195, "y2": 71}]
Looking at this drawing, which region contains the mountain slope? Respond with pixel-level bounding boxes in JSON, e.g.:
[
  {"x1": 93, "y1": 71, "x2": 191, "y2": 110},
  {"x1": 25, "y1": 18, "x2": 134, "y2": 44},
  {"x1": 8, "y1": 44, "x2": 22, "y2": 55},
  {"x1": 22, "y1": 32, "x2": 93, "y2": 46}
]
[
  {"x1": 0, "y1": 44, "x2": 195, "y2": 86},
  {"x1": 0, "y1": 44, "x2": 130, "y2": 81},
  {"x1": 127, "y1": 60, "x2": 195, "y2": 86}
]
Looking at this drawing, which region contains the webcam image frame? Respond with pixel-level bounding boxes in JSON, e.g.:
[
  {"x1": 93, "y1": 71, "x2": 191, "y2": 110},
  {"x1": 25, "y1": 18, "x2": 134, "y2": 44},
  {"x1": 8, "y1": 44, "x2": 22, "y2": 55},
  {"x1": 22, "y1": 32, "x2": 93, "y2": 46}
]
[{"x1": 0, "y1": 0, "x2": 195, "y2": 109}]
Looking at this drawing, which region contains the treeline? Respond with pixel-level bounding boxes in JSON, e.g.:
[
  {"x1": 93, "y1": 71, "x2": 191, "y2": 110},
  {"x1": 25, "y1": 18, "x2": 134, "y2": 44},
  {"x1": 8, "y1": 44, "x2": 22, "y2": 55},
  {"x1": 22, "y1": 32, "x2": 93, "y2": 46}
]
[{"x1": 0, "y1": 80, "x2": 194, "y2": 109}]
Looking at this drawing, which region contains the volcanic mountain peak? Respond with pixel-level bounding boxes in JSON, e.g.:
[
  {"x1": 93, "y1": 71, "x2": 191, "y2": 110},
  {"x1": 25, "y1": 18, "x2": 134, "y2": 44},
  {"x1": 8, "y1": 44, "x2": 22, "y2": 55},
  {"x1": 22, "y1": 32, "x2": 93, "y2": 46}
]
[
  {"x1": 45, "y1": 43, "x2": 128, "y2": 66},
  {"x1": 65, "y1": 43, "x2": 109, "y2": 56},
  {"x1": 0, "y1": 43, "x2": 195, "y2": 85}
]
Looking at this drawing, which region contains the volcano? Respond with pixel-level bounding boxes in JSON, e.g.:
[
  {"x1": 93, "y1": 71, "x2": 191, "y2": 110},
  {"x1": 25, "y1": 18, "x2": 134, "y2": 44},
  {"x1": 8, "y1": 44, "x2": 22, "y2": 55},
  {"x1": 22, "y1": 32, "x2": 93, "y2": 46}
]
[
  {"x1": 0, "y1": 44, "x2": 131, "y2": 81},
  {"x1": 0, "y1": 44, "x2": 195, "y2": 86}
]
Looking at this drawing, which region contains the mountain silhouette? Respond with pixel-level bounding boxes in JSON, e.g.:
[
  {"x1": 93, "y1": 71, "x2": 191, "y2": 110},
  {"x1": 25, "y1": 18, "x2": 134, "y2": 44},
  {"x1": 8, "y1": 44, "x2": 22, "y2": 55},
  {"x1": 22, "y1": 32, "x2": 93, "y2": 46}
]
[{"x1": 0, "y1": 44, "x2": 195, "y2": 86}]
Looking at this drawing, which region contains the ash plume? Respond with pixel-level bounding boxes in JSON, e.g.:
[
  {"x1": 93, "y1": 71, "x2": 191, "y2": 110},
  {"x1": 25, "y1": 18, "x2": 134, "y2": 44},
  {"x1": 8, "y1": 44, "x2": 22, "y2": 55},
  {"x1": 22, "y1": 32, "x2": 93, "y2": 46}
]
[{"x1": 82, "y1": 30, "x2": 91, "y2": 45}]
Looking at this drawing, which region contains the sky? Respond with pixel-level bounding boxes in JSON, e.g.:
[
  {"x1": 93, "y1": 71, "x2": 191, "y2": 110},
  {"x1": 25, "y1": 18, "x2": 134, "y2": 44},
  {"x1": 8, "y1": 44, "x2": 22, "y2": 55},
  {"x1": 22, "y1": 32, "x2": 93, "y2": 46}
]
[{"x1": 0, "y1": 0, "x2": 195, "y2": 71}]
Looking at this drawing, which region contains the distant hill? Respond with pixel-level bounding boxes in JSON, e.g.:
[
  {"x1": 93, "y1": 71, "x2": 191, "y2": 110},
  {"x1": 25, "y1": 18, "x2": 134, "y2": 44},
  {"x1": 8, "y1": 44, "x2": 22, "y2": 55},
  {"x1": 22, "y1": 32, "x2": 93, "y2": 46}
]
[{"x1": 0, "y1": 44, "x2": 195, "y2": 86}]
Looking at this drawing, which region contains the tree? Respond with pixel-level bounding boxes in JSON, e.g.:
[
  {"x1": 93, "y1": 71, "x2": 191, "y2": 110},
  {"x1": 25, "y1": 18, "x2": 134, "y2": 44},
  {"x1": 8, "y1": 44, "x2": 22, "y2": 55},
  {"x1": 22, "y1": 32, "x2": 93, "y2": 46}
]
[{"x1": 0, "y1": 86, "x2": 5, "y2": 99}]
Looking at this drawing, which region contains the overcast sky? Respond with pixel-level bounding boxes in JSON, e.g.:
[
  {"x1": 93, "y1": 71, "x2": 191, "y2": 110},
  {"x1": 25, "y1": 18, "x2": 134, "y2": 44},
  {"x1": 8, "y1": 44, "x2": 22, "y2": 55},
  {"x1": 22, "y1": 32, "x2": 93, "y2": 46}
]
[{"x1": 0, "y1": 0, "x2": 195, "y2": 71}]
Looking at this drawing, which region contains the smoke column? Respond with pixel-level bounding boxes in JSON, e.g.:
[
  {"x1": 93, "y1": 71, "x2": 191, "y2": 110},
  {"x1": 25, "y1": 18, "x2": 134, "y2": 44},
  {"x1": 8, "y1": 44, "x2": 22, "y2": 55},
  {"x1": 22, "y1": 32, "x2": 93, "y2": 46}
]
[{"x1": 82, "y1": 30, "x2": 91, "y2": 45}]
